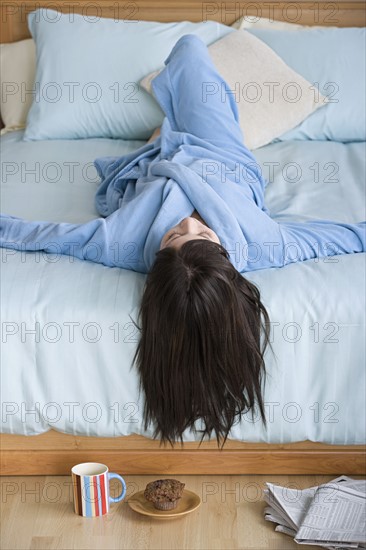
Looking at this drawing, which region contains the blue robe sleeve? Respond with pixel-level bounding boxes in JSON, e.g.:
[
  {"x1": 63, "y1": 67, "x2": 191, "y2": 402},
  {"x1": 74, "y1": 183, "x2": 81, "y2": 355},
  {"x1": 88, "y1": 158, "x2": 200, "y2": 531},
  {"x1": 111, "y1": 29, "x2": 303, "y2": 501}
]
[
  {"x1": 0, "y1": 210, "x2": 145, "y2": 270},
  {"x1": 0, "y1": 213, "x2": 116, "y2": 265},
  {"x1": 278, "y1": 219, "x2": 366, "y2": 266}
]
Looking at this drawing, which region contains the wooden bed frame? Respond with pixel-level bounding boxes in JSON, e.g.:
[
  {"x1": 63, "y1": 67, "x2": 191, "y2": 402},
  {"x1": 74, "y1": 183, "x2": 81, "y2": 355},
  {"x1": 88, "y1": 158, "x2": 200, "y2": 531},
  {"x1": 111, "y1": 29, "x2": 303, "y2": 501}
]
[
  {"x1": 1, "y1": 0, "x2": 365, "y2": 476},
  {"x1": 1, "y1": 0, "x2": 365, "y2": 42}
]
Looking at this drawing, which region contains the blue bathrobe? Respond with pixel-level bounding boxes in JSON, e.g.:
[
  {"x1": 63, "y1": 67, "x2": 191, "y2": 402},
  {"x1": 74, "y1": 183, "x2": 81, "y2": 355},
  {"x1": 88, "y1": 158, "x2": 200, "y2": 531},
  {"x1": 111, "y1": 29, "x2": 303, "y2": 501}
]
[{"x1": 1, "y1": 34, "x2": 365, "y2": 274}]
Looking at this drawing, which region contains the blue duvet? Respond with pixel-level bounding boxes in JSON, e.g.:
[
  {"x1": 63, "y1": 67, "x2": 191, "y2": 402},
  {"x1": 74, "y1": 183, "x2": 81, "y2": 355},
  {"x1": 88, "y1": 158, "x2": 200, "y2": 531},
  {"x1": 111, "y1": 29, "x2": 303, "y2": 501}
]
[{"x1": 1, "y1": 34, "x2": 365, "y2": 273}]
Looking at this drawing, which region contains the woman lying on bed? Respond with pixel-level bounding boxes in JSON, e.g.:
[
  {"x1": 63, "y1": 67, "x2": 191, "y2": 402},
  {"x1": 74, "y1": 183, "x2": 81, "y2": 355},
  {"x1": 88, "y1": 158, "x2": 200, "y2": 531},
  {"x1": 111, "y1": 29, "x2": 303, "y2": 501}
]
[{"x1": 1, "y1": 34, "x2": 365, "y2": 448}]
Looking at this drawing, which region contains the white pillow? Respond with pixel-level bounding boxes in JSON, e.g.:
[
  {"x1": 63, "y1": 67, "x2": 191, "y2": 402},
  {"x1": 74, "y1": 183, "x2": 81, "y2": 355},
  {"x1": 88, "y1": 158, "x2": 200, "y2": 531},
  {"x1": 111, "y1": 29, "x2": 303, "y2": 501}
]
[
  {"x1": 1, "y1": 12, "x2": 233, "y2": 141},
  {"x1": 0, "y1": 39, "x2": 36, "y2": 135},
  {"x1": 140, "y1": 30, "x2": 329, "y2": 150},
  {"x1": 24, "y1": 10, "x2": 233, "y2": 141}
]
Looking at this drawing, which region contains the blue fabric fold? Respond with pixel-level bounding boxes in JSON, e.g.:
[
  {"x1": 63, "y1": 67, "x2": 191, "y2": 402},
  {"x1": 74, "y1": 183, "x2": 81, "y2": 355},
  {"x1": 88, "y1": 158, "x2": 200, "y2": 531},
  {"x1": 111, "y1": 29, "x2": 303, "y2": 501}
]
[{"x1": 1, "y1": 34, "x2": 365, "y2": 274}]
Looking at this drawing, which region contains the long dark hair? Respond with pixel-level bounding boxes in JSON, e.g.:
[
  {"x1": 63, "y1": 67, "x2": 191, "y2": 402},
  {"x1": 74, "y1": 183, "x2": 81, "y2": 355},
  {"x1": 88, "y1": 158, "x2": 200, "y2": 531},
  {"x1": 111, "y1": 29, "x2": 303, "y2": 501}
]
[{"x1": 131, "y1": 239, "x2": 272, "y2": 448}]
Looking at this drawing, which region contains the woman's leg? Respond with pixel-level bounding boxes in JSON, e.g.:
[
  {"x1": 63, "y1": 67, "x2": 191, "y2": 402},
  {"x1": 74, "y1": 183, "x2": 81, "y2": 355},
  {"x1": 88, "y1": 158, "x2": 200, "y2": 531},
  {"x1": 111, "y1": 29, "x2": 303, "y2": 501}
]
[
  {"x1": 151, "y1": 34, "x2": 269, "y2": 210},
  {"x1": 151, "y1": 34, "x2": 248, "y2": 154}
]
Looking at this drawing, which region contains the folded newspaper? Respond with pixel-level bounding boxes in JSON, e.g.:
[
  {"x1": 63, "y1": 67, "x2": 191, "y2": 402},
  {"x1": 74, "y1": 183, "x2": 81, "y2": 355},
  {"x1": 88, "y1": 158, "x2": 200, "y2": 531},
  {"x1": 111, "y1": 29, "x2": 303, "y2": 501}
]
[{"x1": 263, "y1": 475, "x2": 366, "y2": 549}]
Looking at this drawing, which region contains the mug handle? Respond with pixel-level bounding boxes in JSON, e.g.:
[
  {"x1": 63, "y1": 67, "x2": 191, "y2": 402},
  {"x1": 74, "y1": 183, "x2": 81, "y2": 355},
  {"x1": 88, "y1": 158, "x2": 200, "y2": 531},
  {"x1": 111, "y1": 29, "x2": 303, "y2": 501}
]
[{"x1": 108, "y1": 473, "x2": 127, "y2": 503}]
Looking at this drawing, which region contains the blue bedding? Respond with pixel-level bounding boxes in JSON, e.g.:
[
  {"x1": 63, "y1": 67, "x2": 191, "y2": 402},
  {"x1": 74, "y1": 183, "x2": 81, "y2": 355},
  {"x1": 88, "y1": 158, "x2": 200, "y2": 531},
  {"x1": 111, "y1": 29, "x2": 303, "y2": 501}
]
[
  {"x1": 1, "y1": 132, "x2": 365, "y2": 442},
  {"x1": 0, "y1": 35, "x2": 365, "y2": 444},
  {"x1": 1, "y1": 35, "x2": 365, "y2": 273}
]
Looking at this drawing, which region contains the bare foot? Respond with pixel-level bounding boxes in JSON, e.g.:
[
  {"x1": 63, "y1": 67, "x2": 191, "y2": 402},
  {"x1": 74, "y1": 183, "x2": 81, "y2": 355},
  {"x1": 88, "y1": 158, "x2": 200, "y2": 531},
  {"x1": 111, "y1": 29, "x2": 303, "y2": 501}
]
[{"x1": 147, "y1": 126, "x2": 161, "y2": 144}]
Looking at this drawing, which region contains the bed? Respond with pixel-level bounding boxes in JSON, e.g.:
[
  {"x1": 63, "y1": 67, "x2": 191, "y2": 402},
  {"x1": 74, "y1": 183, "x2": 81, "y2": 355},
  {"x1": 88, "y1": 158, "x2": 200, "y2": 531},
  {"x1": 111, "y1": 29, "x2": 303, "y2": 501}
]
[{"x1": 1, "y1": 0, "x2": 365, "y2": 476}]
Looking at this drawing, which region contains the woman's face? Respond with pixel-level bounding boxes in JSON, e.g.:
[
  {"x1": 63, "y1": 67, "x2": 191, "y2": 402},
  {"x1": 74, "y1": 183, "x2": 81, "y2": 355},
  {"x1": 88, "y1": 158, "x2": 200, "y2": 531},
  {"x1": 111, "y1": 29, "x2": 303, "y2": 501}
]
[{"x1": 160, "y1": 217, "x2": 221, "y2": 251}]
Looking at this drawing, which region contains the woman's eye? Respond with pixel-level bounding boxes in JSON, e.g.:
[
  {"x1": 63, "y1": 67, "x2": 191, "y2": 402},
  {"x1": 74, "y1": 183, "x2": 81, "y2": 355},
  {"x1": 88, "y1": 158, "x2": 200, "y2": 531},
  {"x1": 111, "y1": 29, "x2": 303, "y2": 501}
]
[
  {"x1": 166, "y1": 231, "x2": 212, "y2": 243},
  {"x1": 167, "y1": 232, "x2": 180, "y2": 241}
]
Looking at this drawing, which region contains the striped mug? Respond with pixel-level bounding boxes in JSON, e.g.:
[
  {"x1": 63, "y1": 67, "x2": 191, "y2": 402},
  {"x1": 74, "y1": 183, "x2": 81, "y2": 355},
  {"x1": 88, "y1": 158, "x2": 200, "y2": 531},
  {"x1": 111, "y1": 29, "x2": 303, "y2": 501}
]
[{"x1": 71, "y1": 462, "x2": 127, "y2": 517}]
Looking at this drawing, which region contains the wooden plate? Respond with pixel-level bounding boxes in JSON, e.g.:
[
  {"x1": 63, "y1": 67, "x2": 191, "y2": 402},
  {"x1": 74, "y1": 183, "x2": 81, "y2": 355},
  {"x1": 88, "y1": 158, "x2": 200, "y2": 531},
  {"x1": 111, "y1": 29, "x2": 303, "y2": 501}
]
[{"x1": 127, "y1": 489, "x2": 201, "y2": 519}]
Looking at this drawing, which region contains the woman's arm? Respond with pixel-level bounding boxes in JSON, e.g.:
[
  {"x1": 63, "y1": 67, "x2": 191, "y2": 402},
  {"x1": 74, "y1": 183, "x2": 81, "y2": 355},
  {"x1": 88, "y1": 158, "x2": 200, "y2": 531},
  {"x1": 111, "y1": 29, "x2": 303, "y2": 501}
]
[
  {"x1": 278, "y1": 219, "x2": 366, "y2": 266},
  {"x1": 0, "y1": 210, "x2": 143, "y2": 271},
  {"x1": 0, "y1": 214, "x2": 112, "y2": 264}
]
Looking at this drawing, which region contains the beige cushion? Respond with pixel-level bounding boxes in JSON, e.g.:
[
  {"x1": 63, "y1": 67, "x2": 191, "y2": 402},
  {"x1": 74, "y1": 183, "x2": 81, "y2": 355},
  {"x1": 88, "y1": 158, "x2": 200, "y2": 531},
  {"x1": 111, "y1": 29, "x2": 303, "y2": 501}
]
[
  {"x1": 231, "y1": 16, "x2": 336, "y2": 30},
  {"x1": 0, "y1": 39, "x2": 36, "y2": 135},
  {"x1": 140, "y1": 30, "x2": 329, "y2": 150},
  {"x1": 231, "y1": 16, "x2": 308, "y2": 30}
]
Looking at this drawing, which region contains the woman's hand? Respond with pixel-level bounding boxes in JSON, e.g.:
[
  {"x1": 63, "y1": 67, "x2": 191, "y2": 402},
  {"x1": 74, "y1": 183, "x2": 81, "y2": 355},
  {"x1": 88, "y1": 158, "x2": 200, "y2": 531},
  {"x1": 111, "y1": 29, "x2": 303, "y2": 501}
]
[{"x1": 147, "y1": 126, "x2": 161, "y2": 144}]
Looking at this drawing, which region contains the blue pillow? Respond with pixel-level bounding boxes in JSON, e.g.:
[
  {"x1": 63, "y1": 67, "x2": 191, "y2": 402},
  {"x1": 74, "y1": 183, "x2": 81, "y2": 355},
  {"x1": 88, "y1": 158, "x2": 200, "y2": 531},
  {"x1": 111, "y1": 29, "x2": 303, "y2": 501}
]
[
  {"x1": 247, "y1": 27, "x2": 366, "y2": 143},
  {"x1": 24, "y1": 9, "x2": 234, "y2": 141}
]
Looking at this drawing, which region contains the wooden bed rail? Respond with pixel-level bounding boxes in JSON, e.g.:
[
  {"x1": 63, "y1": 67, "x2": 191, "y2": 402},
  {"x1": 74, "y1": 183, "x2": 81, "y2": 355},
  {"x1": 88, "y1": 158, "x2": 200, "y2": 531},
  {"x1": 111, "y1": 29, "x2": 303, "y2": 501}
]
[
  {"x1": 1, "y1": 432, "x2": 365, "y2": 475},
  {"x1": 1, "y1": 0, "x2": 365, "y2": 43}
]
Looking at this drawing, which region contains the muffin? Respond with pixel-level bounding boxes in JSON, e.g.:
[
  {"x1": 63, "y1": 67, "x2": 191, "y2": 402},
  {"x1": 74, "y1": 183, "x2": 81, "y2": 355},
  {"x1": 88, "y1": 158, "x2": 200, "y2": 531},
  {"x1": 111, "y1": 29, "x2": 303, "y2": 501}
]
[{"x1": 144, "y1": 479, "x2": 185, "y2": 510}]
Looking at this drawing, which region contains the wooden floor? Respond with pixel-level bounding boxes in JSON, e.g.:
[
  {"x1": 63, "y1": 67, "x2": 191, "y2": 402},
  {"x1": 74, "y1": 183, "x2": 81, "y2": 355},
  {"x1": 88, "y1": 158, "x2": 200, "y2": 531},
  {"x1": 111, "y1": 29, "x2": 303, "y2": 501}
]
[{"x1": 2, "y1": 474, "x2": 364, "y2": 549}]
